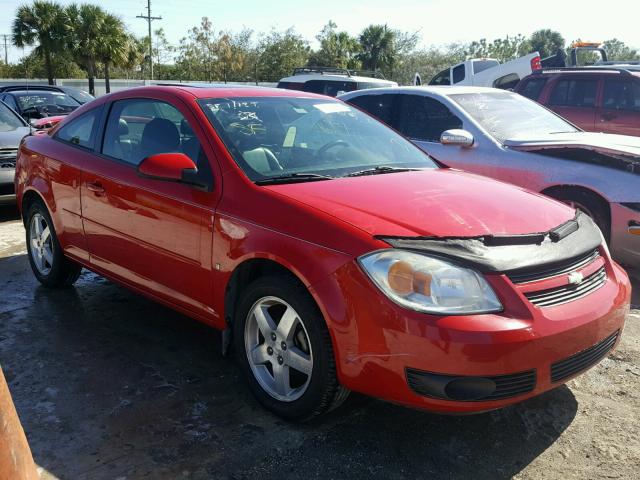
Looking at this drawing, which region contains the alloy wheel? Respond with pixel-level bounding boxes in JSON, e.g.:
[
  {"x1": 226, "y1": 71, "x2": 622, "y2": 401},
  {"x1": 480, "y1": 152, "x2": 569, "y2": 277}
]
[
  {"x1": 29, "y1": 213, "x2": 54, "y2": 276},
  {"x1": 244, "y1": 296, "x2": 313, "y2": 402}
]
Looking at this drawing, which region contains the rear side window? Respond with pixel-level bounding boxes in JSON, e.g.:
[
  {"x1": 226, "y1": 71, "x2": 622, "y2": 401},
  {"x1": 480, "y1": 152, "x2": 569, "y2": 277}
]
[
  {"x1": 603, "y1": 79, "x2": 640, "y2": 111},
  {"x1": 452, "y1": 65, "x2": 466, "y2": 84},
  {"x1": 519, "y1": 77, "x2": 548, "y2": 100},
  {"x1": 55, "y1": 108, "x2": 101, "y2": 149},
  {"x1": 493, "y1": 73, "x2": 520, "y2": 90},
  {"x1": 473, "y1": 60, "x2": 499, "y2": 74},
  {"x1": 277, "y1": 81, "x2": 305, "y2": 91},
  {"x1": 549, "y1": 79, "x2": 597, "y2": 107},
  {"x1": 396, "y1": 94, "x2": 463, "y2": 142},
  {"x1": 303, "y1": 80, "x2": 356, "y2": 96},
  {"x1": 347, "y1": 94, "x2": 396, "y2": 125},
  {"x1": 429, "y1": 68, "x2": 451, "y2": 86}
]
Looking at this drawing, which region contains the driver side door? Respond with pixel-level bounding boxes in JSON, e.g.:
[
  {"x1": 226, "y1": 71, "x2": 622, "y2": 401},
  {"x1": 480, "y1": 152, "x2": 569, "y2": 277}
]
[{"x1": 81, "y1": 96, "x2": 218, "y2": 318}]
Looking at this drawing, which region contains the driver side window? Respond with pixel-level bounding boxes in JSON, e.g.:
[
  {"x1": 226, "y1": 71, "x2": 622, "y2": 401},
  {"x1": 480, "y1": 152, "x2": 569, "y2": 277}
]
[
  {"x1": 396, "y1": 94, "x2": 463, "y2": 142},
  {"x1": 102, "y1": 99, "x2": 204, "y2": 168}
]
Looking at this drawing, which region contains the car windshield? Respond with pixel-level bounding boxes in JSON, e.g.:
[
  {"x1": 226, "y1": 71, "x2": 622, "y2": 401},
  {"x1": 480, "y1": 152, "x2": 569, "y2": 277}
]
[
  {"x1": 66, "y1": 88, "x2": 94, "y2": 104},
  {"x1": 0, "y1": 101, "x2": 26, "y2": 131},
  {"x1": 15, "y1": 92, "x2": 80, "y2": 113},
  {"x1": 449, "y1": 91, "x2": 579, "y2": 143},
  {"x1": 198, "y1": 96, "x2": 437, "y2": 181}
]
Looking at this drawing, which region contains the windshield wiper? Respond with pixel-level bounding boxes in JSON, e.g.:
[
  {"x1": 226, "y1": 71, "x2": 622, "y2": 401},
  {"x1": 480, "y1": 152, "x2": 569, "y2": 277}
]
[
  {"x1": 255, "y1": 173, "x2": 334, "y2": 185},
  {"x1": 345, "y1": 166, "x2": 421, "y2": 177}
]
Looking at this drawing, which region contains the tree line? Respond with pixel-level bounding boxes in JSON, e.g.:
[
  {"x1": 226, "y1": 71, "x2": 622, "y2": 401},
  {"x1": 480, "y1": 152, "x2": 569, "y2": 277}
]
[{"x1": 2, "y1": 1, "x2": 639, "y2": 91}]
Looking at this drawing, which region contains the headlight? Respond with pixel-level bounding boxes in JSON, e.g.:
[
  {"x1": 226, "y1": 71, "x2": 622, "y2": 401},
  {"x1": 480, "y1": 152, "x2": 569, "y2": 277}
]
[{"x1": 358, "y1": 250, "x2": 502, "y2": 315}]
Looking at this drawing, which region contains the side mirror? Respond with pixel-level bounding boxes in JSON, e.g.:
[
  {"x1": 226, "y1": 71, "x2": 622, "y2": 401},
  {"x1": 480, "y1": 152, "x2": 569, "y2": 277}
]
[
  {"x1": 440, "y1": 129, "x2": 474, "y2": 148},
  {"x1": 138, "y1": 152, "x2": 205, "y2": 188}
]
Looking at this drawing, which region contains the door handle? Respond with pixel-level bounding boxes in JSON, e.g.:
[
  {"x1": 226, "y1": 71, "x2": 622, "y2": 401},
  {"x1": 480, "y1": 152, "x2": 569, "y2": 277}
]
[
  {"x1": 601, "y1": 112, "x2": 617, "y2": 122},
  {"x1": 86, "y1": 181, "x2": 105, "y2": 194}
]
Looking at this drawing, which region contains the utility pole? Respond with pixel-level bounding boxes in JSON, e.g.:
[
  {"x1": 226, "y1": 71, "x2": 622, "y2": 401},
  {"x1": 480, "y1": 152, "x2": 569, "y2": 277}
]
[
  {"x1": 2, "y1": 35, "x2": 8, "y2": 65},
  {"x1": 136, "y1": 0, "x2": 161, "y2": 80}
]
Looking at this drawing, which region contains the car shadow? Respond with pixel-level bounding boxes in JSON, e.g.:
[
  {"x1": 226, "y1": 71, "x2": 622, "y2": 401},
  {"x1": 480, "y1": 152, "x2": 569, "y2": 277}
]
[
  {"x1": 0, "y1": 204, "x2": 20, "y2": 223},
  {"x1": 0, "y1": 254, "x2": 579, "y2": 479}
]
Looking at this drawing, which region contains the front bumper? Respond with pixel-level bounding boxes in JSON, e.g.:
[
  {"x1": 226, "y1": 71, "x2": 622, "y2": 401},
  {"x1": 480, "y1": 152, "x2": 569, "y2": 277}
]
[
  {"x1": 315, "y1": 254, "x2": 631, "y2": 414},
  {"x1": 0, "y1": 167, "x2": 16, "y2": 204},
  {"x1": 610, "y1": 202, "x2": 640, "y2": 268}
]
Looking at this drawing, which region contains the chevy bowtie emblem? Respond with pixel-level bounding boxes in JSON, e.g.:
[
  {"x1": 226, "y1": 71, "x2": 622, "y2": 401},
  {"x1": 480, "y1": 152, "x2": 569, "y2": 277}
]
[{"x1": 568, "y1": 271, "x2": 584, "y2": 285}]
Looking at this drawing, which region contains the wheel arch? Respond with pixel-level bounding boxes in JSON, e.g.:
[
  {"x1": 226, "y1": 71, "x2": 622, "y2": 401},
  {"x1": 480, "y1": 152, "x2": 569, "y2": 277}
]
[
  {"x1": 20, "y1": 187, "x2": 50, "y2": 227},
  {"x1": 540, "y1": 183, "x2": 610, "y2": 211},
  {"x1": 224, "y1": 257, "x2": 316, "y2": 328},
  {"x1": 540, "y1": 184, "x2": 611, "y2": 237}
]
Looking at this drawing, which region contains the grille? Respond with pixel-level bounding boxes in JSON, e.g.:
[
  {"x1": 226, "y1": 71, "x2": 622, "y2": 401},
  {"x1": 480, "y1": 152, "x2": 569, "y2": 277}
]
[
  {"x1": 0, "y1": 160, "x2": 16, "y2": 169},
  {"x1": 0, "y1": 148, "x2": 18, "y2": 169},
  {"x1": 482, "y1": 370, "x2": 537, "y2": 400},
  {"x1": 508, "y1": 249, "x2": 600, "y2": 284},
  {"x1": 406, "y1": 368, "x2": 536, "y2": 402},
  {"x1": 551, "y1": 330, "x2": 619, "y2": 383},
  {"x1": 524, "y1": 266, "x2": 606, "y2": 307}
]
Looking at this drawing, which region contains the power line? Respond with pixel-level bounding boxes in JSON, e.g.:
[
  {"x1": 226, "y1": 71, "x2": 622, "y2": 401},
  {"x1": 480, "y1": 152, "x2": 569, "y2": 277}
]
[{"x1": 136, "y1": 0, "x2": 162, "y2": 80}]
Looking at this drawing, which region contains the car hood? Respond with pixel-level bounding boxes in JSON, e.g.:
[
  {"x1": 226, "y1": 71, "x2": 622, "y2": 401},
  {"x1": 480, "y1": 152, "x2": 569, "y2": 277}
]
[
  {"x1": 504, "y1": 131, "x2": 640, "y2": 156},
  {"x1": 265, "y1": 169, "x2": 574, "y2": 238},
  {"x1": 0, "y1": 126, "x2": 31, "y2": 149}
]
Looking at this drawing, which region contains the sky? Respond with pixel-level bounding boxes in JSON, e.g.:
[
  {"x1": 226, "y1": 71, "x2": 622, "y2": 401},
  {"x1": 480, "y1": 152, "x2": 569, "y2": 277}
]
[{"x1": 2, "y1": 0, "x2": 639, "y2": 64}]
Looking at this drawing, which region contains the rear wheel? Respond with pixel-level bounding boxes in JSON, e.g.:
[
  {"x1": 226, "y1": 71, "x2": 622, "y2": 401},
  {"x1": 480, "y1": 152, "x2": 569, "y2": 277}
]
[
  {"x1": 25, "y1": 201, "x2": 82, "y2": 288},
  {"x1": 233, "y1": 275, "x2": 349, "y2": 421}
]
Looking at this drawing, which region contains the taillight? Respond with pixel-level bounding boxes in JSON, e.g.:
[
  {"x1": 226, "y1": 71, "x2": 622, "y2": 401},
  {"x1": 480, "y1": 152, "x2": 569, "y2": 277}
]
[{"x1": 530, "y1": 56, "x2": 542, "y2": 70}]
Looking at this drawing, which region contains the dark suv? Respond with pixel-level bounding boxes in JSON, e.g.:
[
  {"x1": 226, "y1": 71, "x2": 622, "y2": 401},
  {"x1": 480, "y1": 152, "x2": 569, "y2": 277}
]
[{"x1": 515, "y1": 67, "x2": 640, "y2": 137}]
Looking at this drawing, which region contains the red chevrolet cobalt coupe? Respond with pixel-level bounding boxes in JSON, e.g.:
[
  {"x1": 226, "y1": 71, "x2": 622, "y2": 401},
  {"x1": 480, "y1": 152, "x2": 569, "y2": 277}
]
[{"x1": 15, "y1": 86, "x2": 630, "y2": 420}]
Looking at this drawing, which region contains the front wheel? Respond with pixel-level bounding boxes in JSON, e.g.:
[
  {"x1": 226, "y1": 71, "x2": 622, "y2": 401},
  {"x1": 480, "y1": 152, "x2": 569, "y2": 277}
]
[
  {"x1": 25, "y1": 201, "x2": 82, "y2": 288},
  {"x1": 233, "y1": 275, "x2": 349, "y2": 421}
]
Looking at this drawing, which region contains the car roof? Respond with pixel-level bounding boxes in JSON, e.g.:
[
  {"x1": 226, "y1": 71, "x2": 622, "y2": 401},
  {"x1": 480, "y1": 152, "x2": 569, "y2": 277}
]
[
  {"x1": 278, "y1": 74, "x2": 396, "y2": 83},
  {"x1": 118, "y1": 84, "x2": 334, "y2": 100},
  {"x1": 4, "y1": 89, "x2": 69, "y2": 95},
  {"x1": 526, "y1": 67, "x2": 640, "y2": 78},
  {"x1": 0, "y1": 85, "x2": 64, "y2": 92},
  {"x1": 340, "y1": 85, "x2": 503, "y2": 99}
]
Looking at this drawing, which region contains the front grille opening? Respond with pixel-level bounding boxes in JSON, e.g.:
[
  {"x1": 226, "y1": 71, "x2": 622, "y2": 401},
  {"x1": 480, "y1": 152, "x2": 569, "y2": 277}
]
[
  {"x1": 551, "y1": 330, "x2": 619, "y2": 383},
  {"x1": 524, "y1": 266, "x2": 606, "y2": 308},
  {"x1": 406, "y1": 368, "x2": 536, "y2": 402},
  {"x1": 508, "y1": 248, "x2": 600, "y2": 284}
]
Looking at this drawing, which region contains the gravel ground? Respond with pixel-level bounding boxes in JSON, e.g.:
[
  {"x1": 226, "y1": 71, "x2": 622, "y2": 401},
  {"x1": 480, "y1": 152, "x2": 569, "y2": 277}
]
[{"x1": 0, "y1": 204, "x2": 638, "y2": 480}]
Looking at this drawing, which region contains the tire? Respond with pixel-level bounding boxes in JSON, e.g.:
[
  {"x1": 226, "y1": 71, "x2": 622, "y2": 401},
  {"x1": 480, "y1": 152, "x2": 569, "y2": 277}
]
[
  {"x1": 550, "y1": 189, "x2": 611, "y2": 243},
  {"x1": 233, "y1": 274, "x2": 349, "y2": 421},
  {"x1": 25, "y1": 200, "x2": 82, "y2": 288}
]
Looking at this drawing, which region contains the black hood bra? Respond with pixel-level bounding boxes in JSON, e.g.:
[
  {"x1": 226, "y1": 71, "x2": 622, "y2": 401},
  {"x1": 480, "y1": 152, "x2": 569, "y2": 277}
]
[{"x1": 378, "y1": 212, "x2": 602, "y2": 274}]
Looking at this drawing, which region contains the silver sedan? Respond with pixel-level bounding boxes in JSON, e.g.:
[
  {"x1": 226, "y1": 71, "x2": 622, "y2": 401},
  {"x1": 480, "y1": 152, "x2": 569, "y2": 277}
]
[{"x1": 340, "y1": 86, "x2": 640, "y2": 267}]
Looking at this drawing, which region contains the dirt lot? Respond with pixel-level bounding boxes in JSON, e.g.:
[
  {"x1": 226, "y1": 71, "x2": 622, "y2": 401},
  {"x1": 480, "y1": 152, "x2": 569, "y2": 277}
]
[{"x1": 0, "y1": 204, "x2": 638, "y2": 480}]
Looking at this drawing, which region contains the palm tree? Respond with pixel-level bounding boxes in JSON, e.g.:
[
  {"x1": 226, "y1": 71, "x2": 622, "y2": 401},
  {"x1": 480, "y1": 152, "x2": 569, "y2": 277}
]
[
  {"x1": 358, "y1": 24, "x2": 395, "y2": 72},
  {"x1": 65, "y1": 3, "x2": 106, "y2": 96},
  {"x1": 12, "y1": 1, "x2": 67, "y2": 85},
  {"x1": 98, "y1": 14, "x2": 129, "y2": 93}
]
